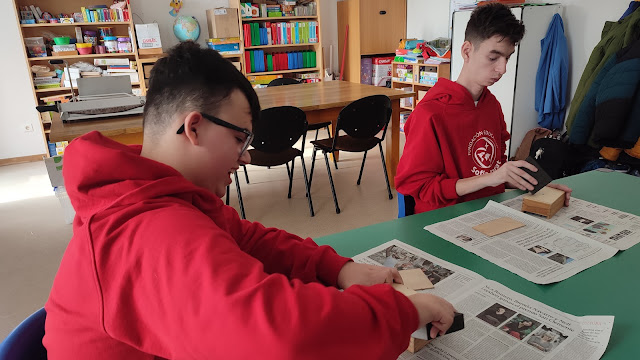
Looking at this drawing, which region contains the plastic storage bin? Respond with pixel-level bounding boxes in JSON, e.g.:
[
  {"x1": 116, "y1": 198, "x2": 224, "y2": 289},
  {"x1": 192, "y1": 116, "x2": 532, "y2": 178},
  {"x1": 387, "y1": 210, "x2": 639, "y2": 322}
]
[{"x1": 24, "y1": 37, "x2": 47, "y2": 57}]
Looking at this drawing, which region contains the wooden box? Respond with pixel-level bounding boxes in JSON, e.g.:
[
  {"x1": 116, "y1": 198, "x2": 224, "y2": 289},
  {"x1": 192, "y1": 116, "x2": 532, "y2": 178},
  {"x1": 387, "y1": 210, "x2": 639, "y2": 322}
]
[{"x1": 522, "y1": 186, "x2": 564, "y2": 218}]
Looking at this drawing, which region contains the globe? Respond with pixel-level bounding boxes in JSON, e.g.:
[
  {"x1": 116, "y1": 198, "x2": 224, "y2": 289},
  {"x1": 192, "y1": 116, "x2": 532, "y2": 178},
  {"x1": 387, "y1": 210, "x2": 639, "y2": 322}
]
[{"x1": 173, "y1": 15, "x2": 200, "y2": 42}]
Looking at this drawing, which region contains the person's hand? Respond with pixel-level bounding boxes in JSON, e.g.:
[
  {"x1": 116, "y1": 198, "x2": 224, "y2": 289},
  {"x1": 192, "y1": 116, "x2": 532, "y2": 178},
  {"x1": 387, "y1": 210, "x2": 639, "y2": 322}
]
[
  {"x1": 407, "y1": 293, "x2": 456, "y2": 338},
  {"x1": 487, "y1": 160, "x2": 538, "y2": 191},
  {"x1": 337, "y1": 262, "x2": 403, "y2": 289},
  {"x1": 547, "y1": 183, "x2": 572, "y2": 206}
]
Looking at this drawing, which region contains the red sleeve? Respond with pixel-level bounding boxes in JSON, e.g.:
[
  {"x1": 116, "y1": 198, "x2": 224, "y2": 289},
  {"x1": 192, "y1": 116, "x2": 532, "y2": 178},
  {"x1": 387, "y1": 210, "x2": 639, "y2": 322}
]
[
  {"x1": 498, "y1": 104, "x2": 510, "y2": 164},
  {"x1": 98, "y1": 207, "x2": 419, "y2": 359},
  {"x1": 221, "y1": 205, "x2": 351, "y2": 287},
  {"x1": 395, "y1": 106, "x2": 460, "y2": 207}
]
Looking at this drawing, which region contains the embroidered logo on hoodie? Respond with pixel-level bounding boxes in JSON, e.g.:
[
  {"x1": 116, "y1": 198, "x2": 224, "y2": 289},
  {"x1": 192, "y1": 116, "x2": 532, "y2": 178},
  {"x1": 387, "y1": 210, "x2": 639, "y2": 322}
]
[{"x1": 468, "y1": 130, "x2": 501, "y2": 175}]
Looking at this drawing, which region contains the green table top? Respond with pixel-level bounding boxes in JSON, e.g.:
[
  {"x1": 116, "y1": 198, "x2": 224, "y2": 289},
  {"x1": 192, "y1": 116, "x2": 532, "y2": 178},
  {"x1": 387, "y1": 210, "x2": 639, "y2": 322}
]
[{"x1": 316, "y1": 170, "x2": 640, "y2": 359}]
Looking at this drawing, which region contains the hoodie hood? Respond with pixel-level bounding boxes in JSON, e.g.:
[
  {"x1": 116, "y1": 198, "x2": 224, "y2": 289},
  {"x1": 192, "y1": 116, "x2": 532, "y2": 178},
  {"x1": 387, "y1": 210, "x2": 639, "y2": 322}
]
[
  {"x1": 63, "y1": 131, "x2": 218, "y2": 220},
  {"x1": 421, "y1": 78, "x2": 492, "y2": 110}
]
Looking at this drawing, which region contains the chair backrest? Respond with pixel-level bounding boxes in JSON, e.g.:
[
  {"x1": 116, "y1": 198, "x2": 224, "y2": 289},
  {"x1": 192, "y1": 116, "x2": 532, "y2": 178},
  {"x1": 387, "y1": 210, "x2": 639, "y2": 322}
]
[
  {"x1": 267, "y1": 78, "x2": 300, "y2": 87},
  {"x1": 251, "y1": 106, "x2": 308, "y2": 153},
  {"x1": 0, "y1": 308, "x2": 47, "y2": 360},
  {"x1": 335, "y1": 95, "x2": 392, "y2": 141}
]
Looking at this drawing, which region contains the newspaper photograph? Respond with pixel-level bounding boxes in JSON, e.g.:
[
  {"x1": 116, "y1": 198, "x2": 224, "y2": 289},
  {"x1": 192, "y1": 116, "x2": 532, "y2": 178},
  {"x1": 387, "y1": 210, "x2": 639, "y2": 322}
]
[
  {"x1": 352, "y1": 240, "x2": 614, "y2": 360},
  {"x1": 423, "y1": 201, "x2": 618, "y2": 284},
  {"x1": 501, "y1": 195, "x2": 640, "y2": 251}
]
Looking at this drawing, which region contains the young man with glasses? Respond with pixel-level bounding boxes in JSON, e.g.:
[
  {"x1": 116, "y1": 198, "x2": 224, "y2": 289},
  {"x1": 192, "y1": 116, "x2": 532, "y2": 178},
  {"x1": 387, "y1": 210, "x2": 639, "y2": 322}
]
[{"x1": 44, "y1": 41, "x2": 455, "y2": 359}]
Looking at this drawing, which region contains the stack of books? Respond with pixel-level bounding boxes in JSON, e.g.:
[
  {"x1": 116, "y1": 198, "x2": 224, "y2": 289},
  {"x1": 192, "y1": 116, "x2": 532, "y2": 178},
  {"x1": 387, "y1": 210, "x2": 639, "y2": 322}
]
[{"x1": 245, "y1": 50, "x2": 316, "y2": 73}]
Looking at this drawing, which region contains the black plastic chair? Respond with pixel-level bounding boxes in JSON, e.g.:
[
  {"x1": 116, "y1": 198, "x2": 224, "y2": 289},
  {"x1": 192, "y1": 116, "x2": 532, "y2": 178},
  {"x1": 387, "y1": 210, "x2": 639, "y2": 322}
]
[
  {"x1": 309, "y1": 95, "x2": 393, "y2": 214},
  {"x1": 231, "y1": 106, "x2": 315, "y2": 217},
  {"x1": 267, "y1": 78, "x2": 332, "y2": 144}
]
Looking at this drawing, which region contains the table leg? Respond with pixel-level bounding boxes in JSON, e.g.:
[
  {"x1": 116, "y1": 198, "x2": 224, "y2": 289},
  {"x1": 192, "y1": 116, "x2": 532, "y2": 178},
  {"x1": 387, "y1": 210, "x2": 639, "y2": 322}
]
[
  {"x1": 306, "y1": 107, "x2": 341, "y2": 161},
  {"x1": 386, "y1": 99, "x2": 401, "y2": 188}
]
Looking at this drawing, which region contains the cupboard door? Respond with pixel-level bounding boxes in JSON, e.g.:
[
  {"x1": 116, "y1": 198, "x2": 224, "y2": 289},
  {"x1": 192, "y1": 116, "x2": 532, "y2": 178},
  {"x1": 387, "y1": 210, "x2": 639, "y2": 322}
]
[{"x1": 360, "y1": 0, "x2": 406, "y2": 55}]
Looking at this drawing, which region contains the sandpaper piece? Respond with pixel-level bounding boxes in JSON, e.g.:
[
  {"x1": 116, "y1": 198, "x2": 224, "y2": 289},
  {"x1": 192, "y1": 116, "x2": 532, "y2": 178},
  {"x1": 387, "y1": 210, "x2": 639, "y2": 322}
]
[
  {"x1": 399, "y1": 268, "x2": 434, "y2": 290},
  {"x1": 473, "y1": 217, "x2": 525, "y2": 237}
]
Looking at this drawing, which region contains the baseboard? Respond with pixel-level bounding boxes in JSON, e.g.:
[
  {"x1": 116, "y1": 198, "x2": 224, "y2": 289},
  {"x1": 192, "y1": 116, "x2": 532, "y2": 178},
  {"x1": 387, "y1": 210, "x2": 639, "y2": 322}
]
[{"x1": 0, "y1": 154, "x2": 45, "y2": 166}]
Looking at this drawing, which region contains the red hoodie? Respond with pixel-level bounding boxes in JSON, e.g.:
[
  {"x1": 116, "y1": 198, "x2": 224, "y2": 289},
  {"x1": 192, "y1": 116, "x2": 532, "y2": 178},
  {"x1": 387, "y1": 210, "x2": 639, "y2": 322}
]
[
  {"x1": 44, "y1": 132, "x2": 418, "y2": 359},
  {"x1": 395, "y1": 78, "x2": 510, "y2": 213}
]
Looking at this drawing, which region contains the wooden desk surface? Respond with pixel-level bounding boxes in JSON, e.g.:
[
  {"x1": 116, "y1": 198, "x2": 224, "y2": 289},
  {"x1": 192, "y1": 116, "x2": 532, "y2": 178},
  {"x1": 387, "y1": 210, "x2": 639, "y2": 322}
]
[
  {"x1": 49, "y1": 113, "x2": 143, "y2": 143},
  {"x1": 48, "y1": 81, "x2": 414, "y2": 143},
  {"x1": 256, "y1": 81, "x2": 414, "y2": 111}
]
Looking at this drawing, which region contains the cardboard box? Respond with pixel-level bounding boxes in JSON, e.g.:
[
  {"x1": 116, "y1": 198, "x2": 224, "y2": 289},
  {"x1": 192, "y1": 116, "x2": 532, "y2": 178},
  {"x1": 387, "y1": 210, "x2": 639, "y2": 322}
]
[
  {"x1": 44, "y1": 155, "x2": 64, "y2": 187},
  {"x1": 372, "y1": 56, "x2": 394, "y2": 87},
  {"x1": 135, "y1": 23, "x2": 162, "y2": 49},
  {"x1": 206, "y1": 8, "x2": 240, "y2": 39},
  {"x1": 418, "y1": 90, "x2": 428, "y2": 102},
  {"x1": 143, "y1": 64, "x2": 153, "y2": 79}
]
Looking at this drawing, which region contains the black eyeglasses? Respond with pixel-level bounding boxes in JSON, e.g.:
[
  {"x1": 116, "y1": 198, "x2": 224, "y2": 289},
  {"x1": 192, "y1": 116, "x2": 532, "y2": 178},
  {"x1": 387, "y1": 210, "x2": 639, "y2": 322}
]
[{"x1": 177, "y1": 113, "x2": 254, "y2": 156}]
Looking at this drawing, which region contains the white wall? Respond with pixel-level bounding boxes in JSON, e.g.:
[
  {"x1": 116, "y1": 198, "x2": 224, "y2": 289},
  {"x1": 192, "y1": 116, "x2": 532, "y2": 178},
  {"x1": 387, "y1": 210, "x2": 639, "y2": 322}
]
[
  {"x1": 0, "y1": 1, "x2": 48, "y2": 160},
  {"x1": 131, "y1": 0, "x2": 229, "y2": 50},
  {"x1": 406, "y1": 0, "x2": 450, "y2": 40}
]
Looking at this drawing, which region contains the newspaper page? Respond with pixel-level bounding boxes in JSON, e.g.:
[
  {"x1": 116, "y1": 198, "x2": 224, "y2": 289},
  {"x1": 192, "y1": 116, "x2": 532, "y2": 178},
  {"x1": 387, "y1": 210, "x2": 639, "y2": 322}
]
[
  {"x1": 403, "y1": 281, "x2": 614, "y2": 360},
  {"x1": 424, "y1": 201, "x2": 618, "y2": 284},
  {"x1": 352, "y1": 240, "x2": 614, "y2": 360},
  {"x1": 501, "y1": 195, "x2": 640, "y2": 251},
  {"x1": 354, "y1": 239, "x2": 486, "y2": 301}
]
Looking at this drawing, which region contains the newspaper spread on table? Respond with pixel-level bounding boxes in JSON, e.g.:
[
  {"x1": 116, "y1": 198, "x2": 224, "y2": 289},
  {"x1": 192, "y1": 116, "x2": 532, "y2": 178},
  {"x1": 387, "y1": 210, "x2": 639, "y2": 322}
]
[
  {"x1": 501, "y1": 195, "x2": 640, "y2": 251},
  {"x1": 424, "y1": 201, "x2": 619, "y2": 284},
  {"x1": 354, "y1": 240, "x2": 614, "y2": 360}
]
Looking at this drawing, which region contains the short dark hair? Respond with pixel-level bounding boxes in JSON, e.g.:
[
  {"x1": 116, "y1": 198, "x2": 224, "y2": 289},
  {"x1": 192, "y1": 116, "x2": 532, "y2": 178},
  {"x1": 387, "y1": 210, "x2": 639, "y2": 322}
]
[
  {"x1": 465, "y1": 3, "x2": 525, "y2": 46},
  {"x1": 143, "y1": 41, "x2": 260, "y2": 138}
]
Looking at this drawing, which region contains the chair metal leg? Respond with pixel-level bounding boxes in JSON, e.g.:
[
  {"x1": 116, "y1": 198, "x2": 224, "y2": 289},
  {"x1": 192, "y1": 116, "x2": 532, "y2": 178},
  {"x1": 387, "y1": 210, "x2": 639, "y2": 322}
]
[
  {"x1": 357, "y1": 150, "x2": 368, "y2": 185},
  {"x1": 226, "y1": 185, "x2": 230, "y2": 205},
  {"x1": 286, "y1": 162, "x2": 291, "y2": 178},
  {"x1": 234, "y1": 172, "x2": 246, "y2": 219},
  {"x1": 309, "y1": 147, "x2": 317, "y2": 189},
  {"x1": 379, "y1": 143, "x2": 393, "y2": 200},
  {"x1": 243, "y1": 165, "x2": 249, "y2": 184},
  {"x1": 332, "y1": 150, "x2": 338, "y2": 170},
  {"x1": 287, "y1": 160, "x2": 296, "y2": 198},
  {"x1": 314, "y1": 128, "x2": 320, "y2": 141},
  {"x1": 323, "y1": 152, "x2": 341, "y2": 214},
  {"x1": 299, "y1": 156, "x2": 315, "y2": 217},
  {"x1": 324, "y1": 124, "x2": 331, "y2": 139}
]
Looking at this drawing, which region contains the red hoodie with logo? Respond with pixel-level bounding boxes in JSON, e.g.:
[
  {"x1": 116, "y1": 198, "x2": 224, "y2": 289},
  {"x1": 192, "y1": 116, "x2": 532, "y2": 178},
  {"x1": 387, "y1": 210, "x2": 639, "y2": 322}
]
[
  {"x1": 44, "y1": 132, "x2": 418, "y2": 360},
  {"x1": 395, "y1": 78, "x2": 510, "y2": 213}
]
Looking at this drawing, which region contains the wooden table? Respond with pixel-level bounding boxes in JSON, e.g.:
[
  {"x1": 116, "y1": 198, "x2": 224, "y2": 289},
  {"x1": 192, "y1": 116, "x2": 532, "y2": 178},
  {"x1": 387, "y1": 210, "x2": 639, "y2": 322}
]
[{"x1": 49, "y1": 81, "x2": 414, "y2": 187}]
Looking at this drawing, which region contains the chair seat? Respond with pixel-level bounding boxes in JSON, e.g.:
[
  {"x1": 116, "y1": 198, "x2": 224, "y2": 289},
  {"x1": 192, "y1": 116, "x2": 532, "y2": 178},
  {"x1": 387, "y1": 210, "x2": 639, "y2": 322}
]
[
  {"x1": 307, "y1": 121, "x2": 332, "y2": 131},
  {"x1": 249, "y1": 148, "x2": 302, "y2": 167},
  {"x1": 311, "y1": 135, "x2": 381, "y2": 153}
]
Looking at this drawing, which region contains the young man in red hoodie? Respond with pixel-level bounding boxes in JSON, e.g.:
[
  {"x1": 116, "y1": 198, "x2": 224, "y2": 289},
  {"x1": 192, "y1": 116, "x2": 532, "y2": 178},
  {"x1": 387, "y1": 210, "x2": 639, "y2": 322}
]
[
  {"x1": 395, "y1": 3, "x2": 571, "y2": 214},
  {"x1": 43, "y1": 41, "x2": 456, "y2": 359}
]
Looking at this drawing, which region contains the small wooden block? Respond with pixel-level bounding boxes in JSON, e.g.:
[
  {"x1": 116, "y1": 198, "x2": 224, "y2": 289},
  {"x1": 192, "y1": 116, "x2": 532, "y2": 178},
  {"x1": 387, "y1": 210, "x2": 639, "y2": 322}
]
[
  {"x1": 472, "y1": 217, "x2": 525, "y2": 237},
  {"x1": 399, "y1": 269, "x2": 434, "y2": 290},
  {"x1": 407, "y1": 337, "x2": 431, "y2": 353},
  {"x1": 522, "y1": 186, "x2": 565, "y2": 218}
]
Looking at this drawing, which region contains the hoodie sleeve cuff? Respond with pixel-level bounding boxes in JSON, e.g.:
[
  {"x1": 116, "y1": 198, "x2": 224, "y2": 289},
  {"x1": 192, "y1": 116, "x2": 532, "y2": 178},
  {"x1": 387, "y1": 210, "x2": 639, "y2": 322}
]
[
  {"x1": 316, "y1": 246, "x2": 353, "y2": 287},
  {"x1": 441, "y1": 178, "x2": 461, "y2": 200}
]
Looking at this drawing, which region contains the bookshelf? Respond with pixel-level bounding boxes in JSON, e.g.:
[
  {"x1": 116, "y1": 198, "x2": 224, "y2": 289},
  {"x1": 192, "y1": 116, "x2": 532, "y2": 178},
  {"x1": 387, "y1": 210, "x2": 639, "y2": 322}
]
[
  {"x1": 12, "y1": 0, "x2": 142, "y2": 153},
  {"x1": 391, "y1": 62, "x2": 450, "y2": 111},
  {"x1": 233, "y1": 0, "x2": 323, "y2": 85}
]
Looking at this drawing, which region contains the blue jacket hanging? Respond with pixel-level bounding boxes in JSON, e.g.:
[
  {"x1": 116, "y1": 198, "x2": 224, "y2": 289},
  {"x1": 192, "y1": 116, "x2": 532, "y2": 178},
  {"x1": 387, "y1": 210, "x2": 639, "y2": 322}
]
[{"x1": 535, "y1": 13, "x2": 569, "y2": 130}]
